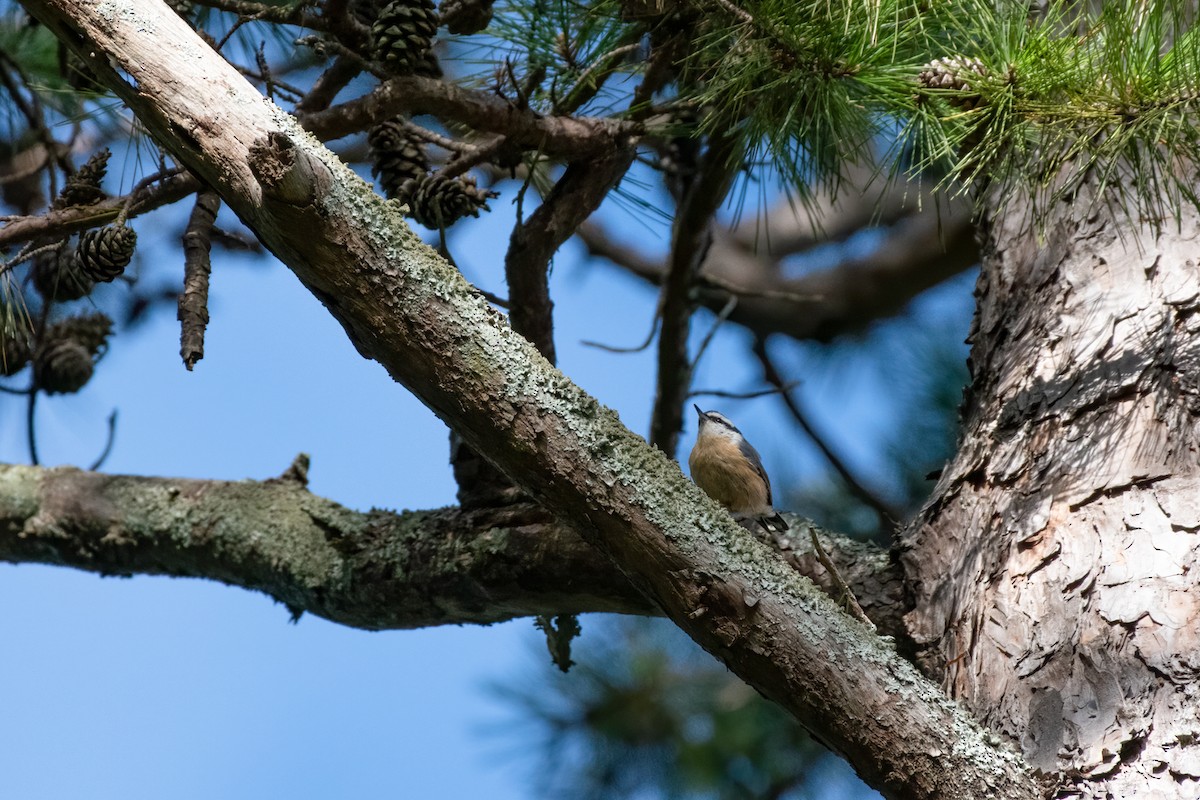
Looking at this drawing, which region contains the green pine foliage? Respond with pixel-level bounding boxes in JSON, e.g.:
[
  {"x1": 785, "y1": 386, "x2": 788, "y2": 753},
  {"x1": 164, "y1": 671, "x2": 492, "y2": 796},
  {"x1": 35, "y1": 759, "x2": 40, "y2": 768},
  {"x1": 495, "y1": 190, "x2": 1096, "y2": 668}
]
[
  {"x1": 486, "y1": 0, "x2": 1200, "y2": 223},
  {"x1": 484, "y1": 0, "x2": 641, "y2": 116},
  {"x1": 705, "y1": 0, "x2": 1198, "y2": 212}
]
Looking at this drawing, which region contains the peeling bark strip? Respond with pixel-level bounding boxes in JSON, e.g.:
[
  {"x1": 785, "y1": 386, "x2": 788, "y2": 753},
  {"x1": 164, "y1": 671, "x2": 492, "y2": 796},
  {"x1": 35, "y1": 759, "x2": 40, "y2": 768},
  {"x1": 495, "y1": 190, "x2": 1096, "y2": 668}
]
[
  {"x1": 902, "y1": 174, "x2": 1200, "y2": 797},
  {"x1": 19, "y1": 3, "x2": 1040, "y2": 797},
  {"x1": 0, "y1": 463, "x2": 906, "y2": 634},
  {"x1": 178, "y1": 189, "x2": 220, "y2": 369}
]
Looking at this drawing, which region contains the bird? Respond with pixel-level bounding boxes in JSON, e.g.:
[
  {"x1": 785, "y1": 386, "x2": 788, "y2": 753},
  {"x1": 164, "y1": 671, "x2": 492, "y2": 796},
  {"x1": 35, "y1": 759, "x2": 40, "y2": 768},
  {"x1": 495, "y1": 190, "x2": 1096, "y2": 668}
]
[{"x1": 688, "y1": 404, "x2": 788, "y2": 533}]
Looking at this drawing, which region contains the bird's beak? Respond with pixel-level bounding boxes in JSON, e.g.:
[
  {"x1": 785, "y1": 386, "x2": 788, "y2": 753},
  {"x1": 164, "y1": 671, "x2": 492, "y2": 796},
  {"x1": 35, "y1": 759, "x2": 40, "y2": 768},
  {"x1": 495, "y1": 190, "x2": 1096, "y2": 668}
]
[{"x1": 693, "y1": 404, "x2": 704, "y2": 417}]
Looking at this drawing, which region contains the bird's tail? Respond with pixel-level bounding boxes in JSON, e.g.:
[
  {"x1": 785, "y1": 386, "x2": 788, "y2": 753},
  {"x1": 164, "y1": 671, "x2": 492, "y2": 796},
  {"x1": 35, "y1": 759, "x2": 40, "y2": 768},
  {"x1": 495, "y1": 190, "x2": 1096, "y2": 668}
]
[{"x1": 758, "y1": 512, "x2": 788, "y2": 533}]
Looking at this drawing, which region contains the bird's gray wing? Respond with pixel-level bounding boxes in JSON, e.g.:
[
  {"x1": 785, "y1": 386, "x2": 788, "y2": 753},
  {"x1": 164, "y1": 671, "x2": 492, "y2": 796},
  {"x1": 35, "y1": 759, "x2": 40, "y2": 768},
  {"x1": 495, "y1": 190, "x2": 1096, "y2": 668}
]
[{"x1": 738, "y1": 438, "x2": 773, "y2": 506}]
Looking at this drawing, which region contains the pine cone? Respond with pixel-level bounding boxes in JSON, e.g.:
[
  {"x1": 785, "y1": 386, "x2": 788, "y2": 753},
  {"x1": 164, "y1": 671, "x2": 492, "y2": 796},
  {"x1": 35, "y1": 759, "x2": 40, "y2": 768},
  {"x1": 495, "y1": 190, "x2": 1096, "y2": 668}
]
[
  {"x1": 45, "y1": 312, "x2": 113, "y2": 357},
  {"x1": 33, "y1": 242, "x2": 96, "y2": 302},
  {"x1": 369, "y1": 119, "x2": 430, "y2": 199},
  {"x1": 440, "y1": 0, "x2": 494, "y2": 35},
  {"x1": 76, "y1": 224, "x2": 137, "y2": 282},
  {"x1": 372, "y1": 0, "x2": 439, "y2": 74},
  {"x1": 35, "y1": 339, "x2": 94, "y2": 394},
  {"x1": 399, "y1": 172, "x2": 496, "y2": 229},
  {"x1": 0, "y1": 326, "x2": 31, "y2": 377},
  {"x1": 51, "y1": 148, "x2": 110, "y2": 210},
  {"x1": 918, "y1": 57, "x2": 989, "y2": 110}
]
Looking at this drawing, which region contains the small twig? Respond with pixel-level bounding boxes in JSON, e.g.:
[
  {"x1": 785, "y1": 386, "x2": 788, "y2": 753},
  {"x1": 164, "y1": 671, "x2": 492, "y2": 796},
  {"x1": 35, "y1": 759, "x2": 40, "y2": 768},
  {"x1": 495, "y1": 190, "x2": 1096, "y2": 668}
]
[
  {"x1": 0, "y1": 241, "x2": 63, "y2": 278},
  {"x1": 699, "y1": 271, "x2": 823, "y2": 304},
  {"x1": 210, "y1": 226, "x2": 263, "y2": 252},
  {"x1": 572, "y1": 43, "x2": 640, "y2": 97},
  {"x1": 504, "y1": 59, "x2": 525, "y2": 105},
  {"x1": 581, "y1": 314, "x2": 660, "y2": 353},
  {"x1": 753, "y1": 339, "x2": 901, "y2": 532},
  {"x1": 214, "y1": 16, "x2": 253, "y2": 52},
  {"x1": 26, "y1": 386, "x2": 38, "y2": 465},
  {"x1": 0, "y1": 383, "x2": 32, "y2": 395},
  {"x1": 630, "y1": 24, "x2": 684, "y2": 116},
  {"x1": 294, "y1": 35, "x2": 390, "y2": 81},
  {"x1": 436, "y1": 226, "x2": 459, "y2": 269},
  {"x1": 400, "y1": 120, "x2": 478, "y2": 154},
  {"x1": 712, "y1": 0, "x2": 755, "y2": 25},
  {"x1": 115, "y1": 168, "x2": 185, "y2": 227},
  {"x1": 688, "y1": 382, "x2": 799, "y2": 400},
  {"x1": 179, "y1": 190, "x2": 220, "y2": 370},
  {"x1": 809, "y1": 527, "x2": 874, "y2": 629},
  {"x1": 515, "y1": 62, "x2": 546, "y2": 110},
  {"x1": 440, "y1": 135, "x2": 511, "y2": 180},
  {"x1": 239, "y1": 67, "x2": 305, "y2": 102},
  {"x1": 690, "y1": 295, "x2": 737, "y2": 370},
  {"x1": 477, "y1": 288, "x2": 510, "y2": 309},
  {"x1": 189, "y1": 0, "x2": 322, "y2": 27},
  {"x1": 275, "y1": 452, "x2": 310, "y2": 486},
  {"x1": 0, "y1": 171, "x2": 199, "y2": 250},
  {"x1": 554, "y1": 41, "x2": 641, "y2": 115},
  {"x1": 87, "y1": 410, "x2": 119, "y2": 471}
]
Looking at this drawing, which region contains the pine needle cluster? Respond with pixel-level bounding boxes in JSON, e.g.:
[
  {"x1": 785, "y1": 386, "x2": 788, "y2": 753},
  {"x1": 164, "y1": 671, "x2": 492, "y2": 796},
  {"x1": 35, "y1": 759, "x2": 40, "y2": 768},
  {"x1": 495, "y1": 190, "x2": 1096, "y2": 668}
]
[
  {"x1": 488, "y1": 0, "x2": 1200, "y2": 221},
  {"x1": 484, "y1": 0, "x2": 642, "y2": 116}
]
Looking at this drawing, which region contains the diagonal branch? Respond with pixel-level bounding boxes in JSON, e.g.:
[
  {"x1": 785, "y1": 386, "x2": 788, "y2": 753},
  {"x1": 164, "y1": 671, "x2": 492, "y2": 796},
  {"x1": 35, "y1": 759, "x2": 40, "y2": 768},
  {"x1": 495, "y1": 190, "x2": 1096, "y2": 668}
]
[
  {"x1": 22, "y1": 3, "x2": 1039, "y2": 797},
  {"x1": 294, "y1": 55, "x2": 363, "y2": 115},
  {"x1": 754, "y1": 339, "x2": 903, "y2": 531}
]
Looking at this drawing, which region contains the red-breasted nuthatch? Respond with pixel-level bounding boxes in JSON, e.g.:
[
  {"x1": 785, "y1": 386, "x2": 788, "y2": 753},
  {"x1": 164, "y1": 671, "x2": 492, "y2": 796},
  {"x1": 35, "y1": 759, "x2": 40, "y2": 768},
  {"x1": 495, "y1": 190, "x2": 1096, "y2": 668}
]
[{"x1": 689, "y1": 404, "x2": 788, "y2": 533}]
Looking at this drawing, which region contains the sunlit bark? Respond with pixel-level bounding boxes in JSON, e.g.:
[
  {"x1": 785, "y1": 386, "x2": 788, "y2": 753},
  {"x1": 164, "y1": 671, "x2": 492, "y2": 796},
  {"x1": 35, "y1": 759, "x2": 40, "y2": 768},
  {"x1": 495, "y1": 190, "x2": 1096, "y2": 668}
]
[{"x1": 903, "y1": 179, "x2": 1200, "y2": 798}]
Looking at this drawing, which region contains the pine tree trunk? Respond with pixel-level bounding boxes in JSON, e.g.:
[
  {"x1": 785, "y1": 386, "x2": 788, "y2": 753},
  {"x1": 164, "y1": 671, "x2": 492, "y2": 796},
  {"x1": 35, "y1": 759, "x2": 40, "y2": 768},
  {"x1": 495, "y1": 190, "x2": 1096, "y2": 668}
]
[{"x1": 902, "y1": 176, "x2": 1200, "y2": 798}]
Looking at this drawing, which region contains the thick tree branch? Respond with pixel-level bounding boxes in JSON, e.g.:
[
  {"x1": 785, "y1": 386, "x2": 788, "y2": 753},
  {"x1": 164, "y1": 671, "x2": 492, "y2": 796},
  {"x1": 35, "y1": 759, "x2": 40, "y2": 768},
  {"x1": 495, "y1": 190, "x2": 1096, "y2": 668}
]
[
  {"x1": 0, "y1": 462, "x2": 906, "y2": 634},
  {"x1": 506, "y1": 147, "x2": 637, "y2": 361},
  {"x1": 21, "y1": 3, "x2": 1039, "y2": 797},
  {"x1": 0, "y1": 462, "x2": 647, "y2": 626},
  {"x1": 727, "y1": 162, "x2": 963, "y2": 256},
  {"x1": 295, "y1": 55, "x2": 362, "y2": 115},
  {"x1": 707, "y1": 207, "x2": 979, "y2": 341},
  {"x1": 584, "y1": 202, "x2": 978, "y2": 342}
]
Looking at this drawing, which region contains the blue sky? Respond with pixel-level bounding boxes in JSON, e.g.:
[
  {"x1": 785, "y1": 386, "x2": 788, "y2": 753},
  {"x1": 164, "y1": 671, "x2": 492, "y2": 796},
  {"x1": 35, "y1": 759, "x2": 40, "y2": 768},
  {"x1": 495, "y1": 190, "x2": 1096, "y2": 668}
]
[{"x1": 0, "y1": 147, "x2": 979, "y2": 797}]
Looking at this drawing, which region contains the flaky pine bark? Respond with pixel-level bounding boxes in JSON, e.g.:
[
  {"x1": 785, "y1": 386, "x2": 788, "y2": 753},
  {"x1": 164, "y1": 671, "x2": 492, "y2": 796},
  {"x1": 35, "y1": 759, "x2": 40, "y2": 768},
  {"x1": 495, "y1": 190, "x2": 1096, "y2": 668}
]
[
  {"x1": 17, "y1": 2, "x2": 1041, "y2": 798},
  {"x1": 902, "y1": 177, "x2": 1200, "y2": 797}
]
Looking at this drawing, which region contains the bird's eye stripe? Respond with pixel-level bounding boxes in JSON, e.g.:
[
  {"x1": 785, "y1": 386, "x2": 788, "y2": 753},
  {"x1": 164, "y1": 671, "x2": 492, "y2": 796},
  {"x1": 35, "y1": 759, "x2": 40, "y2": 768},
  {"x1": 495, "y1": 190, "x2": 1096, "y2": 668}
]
[{"x1": 704, "y1": 414, "x2": 739, "y2": 433}]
